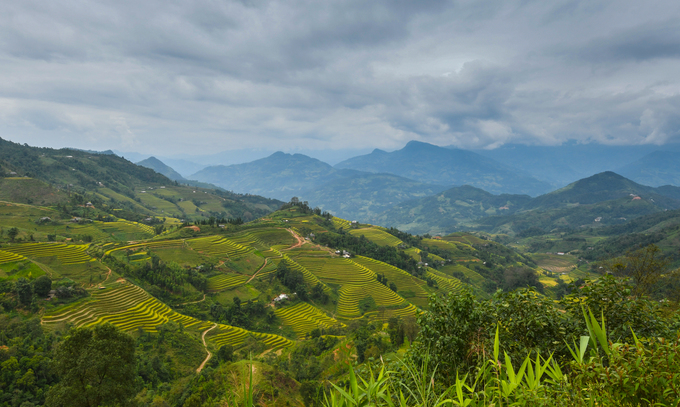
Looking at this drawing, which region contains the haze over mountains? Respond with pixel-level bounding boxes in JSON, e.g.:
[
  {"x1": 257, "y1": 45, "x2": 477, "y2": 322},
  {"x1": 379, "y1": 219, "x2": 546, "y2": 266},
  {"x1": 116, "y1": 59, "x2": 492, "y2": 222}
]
[
  {"x1": 126, "y1": 140, "x2": 680, "y2": 235},
  {"x1": 10, "y1": 136, "x2": 680, "y2": 238}
]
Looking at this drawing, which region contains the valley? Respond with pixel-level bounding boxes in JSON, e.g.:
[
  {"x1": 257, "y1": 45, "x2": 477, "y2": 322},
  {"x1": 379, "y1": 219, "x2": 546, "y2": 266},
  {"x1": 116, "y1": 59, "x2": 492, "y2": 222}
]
[{"x1": 2, "y1": 138, "x2": 680, "y2": 406}]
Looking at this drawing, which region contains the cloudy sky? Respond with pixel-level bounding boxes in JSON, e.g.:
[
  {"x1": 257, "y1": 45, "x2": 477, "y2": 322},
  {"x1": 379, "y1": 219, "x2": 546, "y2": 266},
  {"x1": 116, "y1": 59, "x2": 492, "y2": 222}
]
[{"x1": 1, "y1": 0, "x2": 679, "y2": 157}]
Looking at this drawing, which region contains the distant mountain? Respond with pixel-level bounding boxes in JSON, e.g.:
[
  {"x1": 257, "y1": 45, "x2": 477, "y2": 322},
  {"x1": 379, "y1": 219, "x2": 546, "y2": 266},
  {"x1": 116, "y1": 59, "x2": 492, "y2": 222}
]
[
  {"x1": 373, "y1": 185, "x2": 532, "y2": 235},
  {"x1": 298, "y1": 173, "x2": 447, "y2": 222},
  {"x1": 160, "y1": 158, "x2": 206, "y2": 178},
  {"x1": 524, "y1": 171, "x2": 680, "y2": 211},
  {"x1": 373, "y1": 172, "x2": 680, "y2": 235},
  {"x1": 474, "y1": 172, "x2": 680, "y2": 235},
  {"x1": 190, "y1": 152, "x2": 359, "y2": 201},
  {"x1": 616, "y1": 151, "x2": 680, "y2": 188},
  {"x1": 471, "y1": 143, "x2": 670, "y2": 188},
  {"x1": 137, "y1": 157, "x2": 186, "y2": 182},
  {"x1": 335, "y1": 141, "x2": 552, "y2": 196}
]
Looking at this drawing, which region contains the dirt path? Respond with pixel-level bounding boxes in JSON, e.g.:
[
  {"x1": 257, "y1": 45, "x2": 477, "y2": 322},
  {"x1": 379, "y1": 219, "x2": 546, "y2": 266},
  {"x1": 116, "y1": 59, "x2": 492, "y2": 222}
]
[
  {"x1": 178, "y1": 293, "x2": 206, "y2": 306},
  {"x1": 285, "y1": 228, "x2": 305, "y2": 250},
  {"x1": 197, "y1": 323, "x2": 218, "y2": 373},
  {"x1": 246, "y1": 258, "x2": 269, "y2": 284},
  {"x1": 102, "y1": 267, "x2": 112, "y2": 283}
]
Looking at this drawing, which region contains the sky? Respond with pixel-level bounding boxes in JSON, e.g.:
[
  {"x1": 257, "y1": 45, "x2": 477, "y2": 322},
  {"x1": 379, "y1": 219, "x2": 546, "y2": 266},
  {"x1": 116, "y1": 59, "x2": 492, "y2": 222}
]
[{"x1": 1, "y1": 0, "x2": 679, "y2": 157}]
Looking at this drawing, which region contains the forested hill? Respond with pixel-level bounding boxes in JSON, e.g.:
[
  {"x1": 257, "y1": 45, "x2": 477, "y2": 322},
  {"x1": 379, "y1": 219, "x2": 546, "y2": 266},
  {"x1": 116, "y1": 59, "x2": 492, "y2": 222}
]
[
  {"x1": 0, "y1": 138, "x2": 283, "y2": 222},
  {"x1": 0, "y1": 137, "x2": 168, "y2": 195}
]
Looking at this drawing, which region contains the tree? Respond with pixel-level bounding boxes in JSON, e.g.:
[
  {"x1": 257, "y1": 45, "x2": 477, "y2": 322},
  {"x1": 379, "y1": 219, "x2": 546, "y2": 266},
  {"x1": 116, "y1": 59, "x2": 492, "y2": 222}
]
[
  {"x1": 412, "y1": 289, "x2": 491, "y2": 383},
  {"x1": 217, "y1": 344, "x2": 234, "y2": 363},
  {"x1": 14, "y1": 277, "x2": 33, "y2": 305},
  {"x1": 33, "y1": 275, "x2": 52, "y2": 297},
  {"x1": 610, "y1": 244, "x2": 672, "y2": 298},
  {"x1": 45, "y1": 324, "x2": 136, "y2": 407},
  {"x1": 7, "y1": 227, "x2": 19, "y2": 242}
]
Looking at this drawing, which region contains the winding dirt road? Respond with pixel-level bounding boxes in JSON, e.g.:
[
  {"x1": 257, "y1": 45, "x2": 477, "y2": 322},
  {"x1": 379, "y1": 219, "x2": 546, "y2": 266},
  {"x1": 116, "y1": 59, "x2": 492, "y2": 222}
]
[
  {"x1": 197, "y1": 323, "x2": 218, "y2": 373},
  {"x1": 286, "y1": 228, "x2": 305, "y2": 250}
]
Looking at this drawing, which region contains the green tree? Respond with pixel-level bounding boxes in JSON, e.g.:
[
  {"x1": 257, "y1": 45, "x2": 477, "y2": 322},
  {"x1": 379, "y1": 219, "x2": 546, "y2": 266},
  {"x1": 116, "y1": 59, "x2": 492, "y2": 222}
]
[
  {"x1": 45, "y1": 324, "x2": 136, "y2": 407},
  {"x1": 610, "y1": 244, "x2": 672, "y2": 298},
  {"x1": 14, "y1": 277, "x2": 33, "y2": 305},
  {"x1": 217, "y1": 344, "x2": 234, "y2": 363},
  {"x1": 7, "y1": 227, "x2": 19, "y2": 242},
  {"x1": 412, "y1": 289, "x2": 491, "y2": 383},
  {"x1": 33, "y1": 275, "x2": 52, "y2": 297}
]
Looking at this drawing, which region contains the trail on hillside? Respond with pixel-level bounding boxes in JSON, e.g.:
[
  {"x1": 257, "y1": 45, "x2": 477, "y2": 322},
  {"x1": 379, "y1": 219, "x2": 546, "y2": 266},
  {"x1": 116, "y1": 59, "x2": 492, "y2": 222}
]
[
  {"x1": 285, "y1": 228, "x2": 305, "y2": 250},
  {"x1": 197, "y1": 323, "x2": 218, "y2": 373},
  {"x1": 178, "y1": 293, "x2": 206, "y2": 306},
  {"x1": 246, "y1": 258, "x2": 269, "y2": 284}
]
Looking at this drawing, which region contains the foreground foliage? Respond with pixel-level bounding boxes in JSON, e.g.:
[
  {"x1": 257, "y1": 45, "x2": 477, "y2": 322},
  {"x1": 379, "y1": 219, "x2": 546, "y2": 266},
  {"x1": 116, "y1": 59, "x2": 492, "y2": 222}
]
[{"x1": 325, "y1": 312, "x2": 680, "y2": 407}]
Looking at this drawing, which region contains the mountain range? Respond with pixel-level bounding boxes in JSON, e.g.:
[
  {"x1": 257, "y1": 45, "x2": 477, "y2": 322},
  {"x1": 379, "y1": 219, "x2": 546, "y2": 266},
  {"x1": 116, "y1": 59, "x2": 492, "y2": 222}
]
[
  {"x1": 377, "y1": 172, "x2": 680, "y2": 235},
  {"x1": 335, "y1": 141, "x2": 552, "y2": 196}
]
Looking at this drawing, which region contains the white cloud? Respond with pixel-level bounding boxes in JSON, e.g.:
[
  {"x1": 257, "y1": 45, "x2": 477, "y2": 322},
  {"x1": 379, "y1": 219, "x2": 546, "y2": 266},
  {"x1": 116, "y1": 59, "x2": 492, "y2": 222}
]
[{"x1": 0, "y1": 0, "x2": 678, "y2": 155}]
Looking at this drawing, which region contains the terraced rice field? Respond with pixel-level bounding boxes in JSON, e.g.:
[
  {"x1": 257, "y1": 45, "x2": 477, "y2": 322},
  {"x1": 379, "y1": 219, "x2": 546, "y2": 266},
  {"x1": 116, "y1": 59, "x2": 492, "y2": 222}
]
[
  {"x1": 422, "y1": 238, "x2": 477, "y2": 260},
  {"x1": 296, "y1": 257, "x2": 405, "y2": 318},
  {"x1": 440, "y1": 264, "x2": 486, "y2": 287},
  {"x1": 352, "y1": 256, "x2": 431, "y2": 307},
  {"x1": 188, "y1": 236, "x2": 253, "y2": 259},
  {"x1": 349, "y1": 227, "x2": 402, "y2": 247},
  {"x1": 207, "y1": 325, "x2": 250, "y2": 348},
  {"x1": 279, "y1": 255, "x2": 326, "y2": 288},
  {"x1": 206, "y1": 325, "x2": 292, "y2": 350},
  {"x1": 225, "y1": 231, "x2": 267, "y2": 250},
  {"x1": 248, "y1": 228, "x2": 296, "y2": 247},
  {"x1": 104, "y1": 240, "x2": 184, "y2": 256},
  {"x1": 4, "y1": 243, "x2": 93, "y2": 265},
  {"x1": 405, "y1": 247, "x2": 446, "y2": 263},
  {"x1": 0, "y1": 249, "x2": 26, "y2": 264},
  {"x1": 206, "y1": 274, "x2": 249, "y2": 291},
  {"x1": 252, "y1": 332, "x2": 293, "y2": 349},
  {"x1": 426, "y1": 269, "x2": 463, "y2": 293},
  {"x1": 274, "y1": 302, "x2": 343, "y2": 338},
  {"x1": 332, "y1": 218, "x2": 352, "y2": 230},
  {"x1": 42, "y1": 283, "x2": 212, "y2": 333},
  {"x1": 532, "y1": 253, "x2": 578, "y2": 274},
  {"x1": 95, "y1": 219, "x2": 155, "y2": 239},
  {"x1": 365, "y1": 303, "x2": 419, "y2": 322}
]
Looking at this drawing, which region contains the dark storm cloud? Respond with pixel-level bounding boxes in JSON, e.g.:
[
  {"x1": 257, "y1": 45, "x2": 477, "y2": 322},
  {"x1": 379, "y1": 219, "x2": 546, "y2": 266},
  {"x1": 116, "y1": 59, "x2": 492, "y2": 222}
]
[
  {"x1": 0, "y1": 0, "x2": 679, "y2": 154},
  {"x1": 576, "y1": 19, "x2": 680, "y2": 63}
]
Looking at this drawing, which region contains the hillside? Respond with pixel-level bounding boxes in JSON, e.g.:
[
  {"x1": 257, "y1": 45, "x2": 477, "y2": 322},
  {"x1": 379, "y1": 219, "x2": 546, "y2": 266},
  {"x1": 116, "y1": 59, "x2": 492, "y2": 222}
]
[
  {"x1": 373, "y1": 185, "x2": 532, "y2": 235},
  {"x1": 335, "y1": 140, "x2": 552, "y2": 196},
  {"x1": 0, "y1": 137, "x2": 168, "y2": 196},
  {"x1": 0, "y1": 138, "x2": 283, "y2": 223},
  {"x1": 137, "y1": 156, "x2": 187, "y2": 181},
  {"x1": 617, "y1": 151, "x2": 680, "y2": 187},
  {"x1": 299, "y1": 172, "x2": 447, "y2": 222}
]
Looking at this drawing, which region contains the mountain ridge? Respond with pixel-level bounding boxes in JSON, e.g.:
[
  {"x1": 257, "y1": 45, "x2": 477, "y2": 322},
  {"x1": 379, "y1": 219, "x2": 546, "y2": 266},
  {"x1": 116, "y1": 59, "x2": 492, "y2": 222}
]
[{"x1": 335, "y1": 140, "x2": 552, "y2": 196}]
